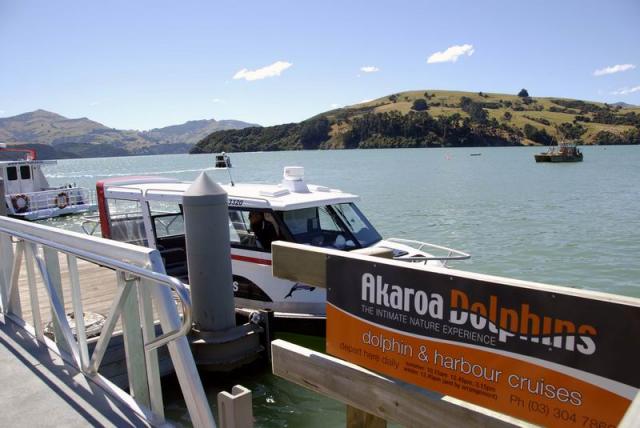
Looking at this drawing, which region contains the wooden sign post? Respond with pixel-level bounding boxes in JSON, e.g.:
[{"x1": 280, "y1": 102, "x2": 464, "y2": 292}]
[{"x1": 272, "y1": 242, "x2": 640, "y2": 427}]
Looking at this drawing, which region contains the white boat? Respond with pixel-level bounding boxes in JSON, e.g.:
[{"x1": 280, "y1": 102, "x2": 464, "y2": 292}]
[
  {"x1": 0, "y1": 144, "x2": 97, "y2": 220},
  {"x1": 87, "y1": 160, "x2": 469, "y2": 330}
]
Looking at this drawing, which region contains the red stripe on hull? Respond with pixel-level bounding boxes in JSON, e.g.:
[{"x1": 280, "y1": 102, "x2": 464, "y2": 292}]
[{"x1": 231, "y1": 254, "x2": 272, "y2": 266}]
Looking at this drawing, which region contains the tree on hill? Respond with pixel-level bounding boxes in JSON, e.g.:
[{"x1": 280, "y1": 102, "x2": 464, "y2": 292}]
[
  {"x1": 459, "y1": 97, "x2": 488, "y2": 123},
  {"x1": 518, "y1": 88, "x2": 529, "y2": 97},
  {"x1": 299, "y1": 116, "x2": 330, "y2": 149},
  {"x1": 467, "y1": 103, "x2": 488, "y2": 123},
  {"x1": 411, "y1": 99, "x2": 429, "y2": 111},
  {"x1": 556, "y1": 122, "x2": 587, "y2": 141},
  {"x1": 503, "y1": 111, "x2": 512, "y2": 121},
  {"x1": 524, "y1": 123, "x2": 555, "y2": 145}
]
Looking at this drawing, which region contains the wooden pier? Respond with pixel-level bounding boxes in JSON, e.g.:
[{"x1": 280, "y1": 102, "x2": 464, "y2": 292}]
[
  {"x1": 11, "y1": 249, "x2": 175, "y2": 388},
  {"x1": 0, "y1": 316, "x2": 147, "y2": 427}
]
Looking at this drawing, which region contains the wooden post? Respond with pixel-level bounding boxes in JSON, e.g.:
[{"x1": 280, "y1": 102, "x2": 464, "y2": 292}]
[
  {"x1": 217, "y1": 385, "x2": 253, "y2": 428},
  {"x1": 346, "y1": 405, "x2": 386, "y2": 428},
  {"x1": 619, "y1": 391, "x2": 640, "y2": 428},
  {"x1": 271, "y1": 340, "x2": 522, "y2": 428}
]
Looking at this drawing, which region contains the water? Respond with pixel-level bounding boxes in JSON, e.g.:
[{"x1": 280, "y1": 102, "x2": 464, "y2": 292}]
[{"x1": 39, "y1": 145, "x2": 640, "y2": 425}]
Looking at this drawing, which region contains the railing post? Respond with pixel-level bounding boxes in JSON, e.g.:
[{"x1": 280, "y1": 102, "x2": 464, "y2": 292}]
[
  {"x1": 7, "y1": 240, "x2": 23, "y2": 317},
  {"x1": 43, "y1": 247, "x2": 69, "y2": 354},
  {"x1": 139, "y1": 278, "x2": 164, "y2": 420},
  {"x1": 24, "y1": 243, "x2": 44, "y2": 341},
  {"x1": 147, "y1": 252, "x2": 216, "y2": 428},
  {"x1": 67, "y1": 254, "x2": 90, "y2": 370},
  {"x1": 0, "y1": 231, "x2": 12, "y2": 313},
  {"x1": 119, "y1": 272, "x2": 151, "y2": 410}
]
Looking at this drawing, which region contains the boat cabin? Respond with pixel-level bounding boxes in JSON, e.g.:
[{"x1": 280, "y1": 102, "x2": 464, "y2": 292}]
[
  {"x1": 0, "y1": 145, "x2": 97, "y2": 220},
  {"x1": 94, "y1": 166, "x2": 468, "y2": 317}
]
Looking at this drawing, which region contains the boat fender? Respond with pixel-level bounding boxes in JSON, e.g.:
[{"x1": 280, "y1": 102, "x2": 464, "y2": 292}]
[
  {"x1": 11, "y1": 194, "x2": 29, "y2": 213},
  {"x1": 55, "y1": 192, "x2": 70, "y2": 209}
]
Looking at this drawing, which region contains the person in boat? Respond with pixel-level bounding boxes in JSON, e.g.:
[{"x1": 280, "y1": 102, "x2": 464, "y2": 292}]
[{"x1": 248, "y1": 210, "x2": 279, "y2": 249}]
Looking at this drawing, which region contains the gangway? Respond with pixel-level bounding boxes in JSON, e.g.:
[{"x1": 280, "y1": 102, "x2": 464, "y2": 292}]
[{"x1": 0, "y1": 215, "x2": 215, "y2": 427}]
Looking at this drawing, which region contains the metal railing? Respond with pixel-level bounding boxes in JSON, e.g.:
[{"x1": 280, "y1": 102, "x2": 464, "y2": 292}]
[
  {"x1": 4, "y1": 187, "x2": 97, "y2": 215},
  {"x1": 0, "y1": 216, "x2": 215, "y2": 427},
  {"x1": 383, "y1": 237, "x2": 471, "y2": 266}
]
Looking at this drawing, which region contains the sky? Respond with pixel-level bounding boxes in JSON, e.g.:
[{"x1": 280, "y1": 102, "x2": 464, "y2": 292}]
[{"x1": 1, "y1": 0, "x2": 639, "y2": 130}]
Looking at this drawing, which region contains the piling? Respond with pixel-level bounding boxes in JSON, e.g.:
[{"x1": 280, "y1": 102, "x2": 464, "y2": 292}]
[
  {"x1": 182, "y1": 172, "x2": 236, "y2": 331},
  {"x1": 182, "y1": 172, "x2": 263, "y2": 370}
]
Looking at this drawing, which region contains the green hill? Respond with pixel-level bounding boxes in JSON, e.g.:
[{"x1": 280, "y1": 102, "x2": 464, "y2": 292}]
[{"x1": 192, "y1": 90, "x2": 640, "y2": 154}]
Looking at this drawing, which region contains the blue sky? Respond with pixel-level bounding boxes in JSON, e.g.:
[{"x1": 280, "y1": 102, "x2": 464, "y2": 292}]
[{"x1": 1, "y1": 0, "x2": 639, "y2": 129}]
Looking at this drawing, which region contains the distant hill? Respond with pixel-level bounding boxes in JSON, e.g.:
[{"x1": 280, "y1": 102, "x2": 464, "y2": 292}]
[
  {"x1": 0, "y1": 110, "x2": 257, "y2": 159},
  {"x1": 192, "y1": 90, "x2": 640, "y2": 154},
  {"x1": 611, "y1": 101, "x2": 637, "y2": 109}
]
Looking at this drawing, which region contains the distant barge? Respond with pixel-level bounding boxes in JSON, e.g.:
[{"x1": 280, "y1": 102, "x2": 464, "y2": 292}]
[{"x1": 535, "y1": 142, "x2": 583, "y2": 162}]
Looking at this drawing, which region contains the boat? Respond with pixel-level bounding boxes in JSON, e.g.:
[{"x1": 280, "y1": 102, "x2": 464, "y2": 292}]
[
  {"x1": 86, "y1": 160, "x2": 469, "y2": 332},
  {"x1": 0, "y1": 144, "x2": 97, "y2": 220},
  {"x1": 534, "y1": 142, "x2": 583, "y2": 162}
]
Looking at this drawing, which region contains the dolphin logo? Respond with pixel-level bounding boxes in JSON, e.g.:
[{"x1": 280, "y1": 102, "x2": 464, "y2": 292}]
[{"x1": 284, "y1": 283, "x2": 316, "y2": 299}]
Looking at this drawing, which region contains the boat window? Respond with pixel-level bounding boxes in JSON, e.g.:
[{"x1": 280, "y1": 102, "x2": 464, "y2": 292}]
[
  {"x1": 331, "y1": 203, "x2": 382, "y2": 247},
  {"x1": 282, "y1": 206, "x2": 358, "y2": 250},
  {"x1": 106, "y1": 199, "x2": 148, "y2": 246},
  {"x1": 281, "y1": 203, "x2": 382, "y2": 250},
  {"x1": 7, "y1": 167, "x2": 17, "y2": 181},
  {"x1": 228, "y1": 209, "x2": 281, "y2": 251},
  {"x1": 20, "y1": 165, "x2": 31, "y2": 180},
  {"x1": 148, "y1": 201, "x2": 184, "y2": 239}
]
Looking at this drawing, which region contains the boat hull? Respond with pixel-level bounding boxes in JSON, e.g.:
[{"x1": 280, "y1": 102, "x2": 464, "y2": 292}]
[{"x1": 535, "y1": 154, "x2": 583, "y2": 162}]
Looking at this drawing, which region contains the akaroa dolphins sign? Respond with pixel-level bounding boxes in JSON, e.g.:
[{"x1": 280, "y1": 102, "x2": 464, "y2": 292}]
[{"x1": 325, "y1": 256, "x2": 640, "y2": 427}]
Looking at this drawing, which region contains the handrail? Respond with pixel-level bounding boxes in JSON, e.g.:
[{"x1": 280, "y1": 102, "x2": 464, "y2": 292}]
[
  {"x1": 0, "y1": 216, "x2": 214, "y2": 427},
  {"x1": 383, "y1": 238, "x2": 471, "y2": 264},
  {"x1": 0, "y1": 222, "x2": 192, "y2": 344}
]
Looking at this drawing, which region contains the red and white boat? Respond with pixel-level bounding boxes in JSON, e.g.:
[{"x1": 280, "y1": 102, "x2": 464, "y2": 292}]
[
  {"x1": 88, "y1": 158, "x2": 469, "y2": 329},
  {"x1": 1, "y1": 144, "x2": 96, "y2": 220}
]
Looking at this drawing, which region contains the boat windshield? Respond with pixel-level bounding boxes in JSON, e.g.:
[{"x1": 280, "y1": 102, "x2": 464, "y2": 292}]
[{"x1": 281, "y1": 203, "x2": 382, "y2": 250}]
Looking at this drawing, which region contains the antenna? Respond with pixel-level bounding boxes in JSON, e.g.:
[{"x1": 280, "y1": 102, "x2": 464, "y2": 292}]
[{"x1": 213, "y1": 152, "x2": 234, "y2": 186}]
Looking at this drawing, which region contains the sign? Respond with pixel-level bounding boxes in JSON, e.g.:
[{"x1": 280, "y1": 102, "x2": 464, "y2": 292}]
[{"x1": 326, "y1": 256, "x2": 640, "y2": 427}]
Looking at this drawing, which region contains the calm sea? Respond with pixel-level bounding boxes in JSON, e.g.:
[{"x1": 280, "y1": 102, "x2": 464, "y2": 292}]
[{"x1": 40, "y1": 145, "x2": 640, "y2": 426}]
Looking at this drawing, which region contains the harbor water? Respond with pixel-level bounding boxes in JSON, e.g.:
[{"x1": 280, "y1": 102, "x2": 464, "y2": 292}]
[{"x1": 40, "y1": 145, "x2": 640, "y2": 426}]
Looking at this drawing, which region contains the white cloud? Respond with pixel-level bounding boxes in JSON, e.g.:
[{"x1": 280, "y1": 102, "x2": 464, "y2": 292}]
[
  {"x1": 233, "y1": 61, "x2": 292, "y2": 81},
  {"x1": 360, "y1": 66, "x2": 379, "y2": 73},
  {"x1": 0, "y1": 110, "x2": 5, "y2": 114},
  {"x1": 593, "y1": 64, "x2": 636, "y2": 76},
  {"x1": 358, "y1": 98, "x2": 373, "y2": 104},
  {"x1": 427, "y1": 44, "x2": 474, "y2": 64},
  {"x1": 89, "y1": 101, "x2": 100, "y2": 106},
  {"x1": 611, "y1": 85, "x2": 640, "y2": 95},
  {"x1": 330, "y1": 103, "x2": 341, "y2": 109},
  {"x1": 212, "y1": 98, "x2": 225, "y2": 103}
]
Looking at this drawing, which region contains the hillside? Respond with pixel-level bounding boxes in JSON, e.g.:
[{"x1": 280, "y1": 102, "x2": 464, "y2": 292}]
[
  {"x1": 192, "y1": 90, "x2": 640, "y2": 154},
  {"x1": 0, "y1": 110, "x2": 257, "y2": 159}
]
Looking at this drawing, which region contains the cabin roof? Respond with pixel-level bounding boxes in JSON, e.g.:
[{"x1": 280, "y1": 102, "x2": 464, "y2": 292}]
[
  {"x1": 0, "y1": 160, "x2": 57, "y2": 167},
  {"x1": 103, "y1": 178, "x2": 359, "y2": 210}
]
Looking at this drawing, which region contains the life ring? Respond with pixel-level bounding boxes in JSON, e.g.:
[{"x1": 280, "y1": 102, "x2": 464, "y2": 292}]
[
  {"x1": 55, "y1": 192, "x2": 70, "y2": 209},
  {"x1": 11, "y1": 194, "x2": 29, "y2": 213}
]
